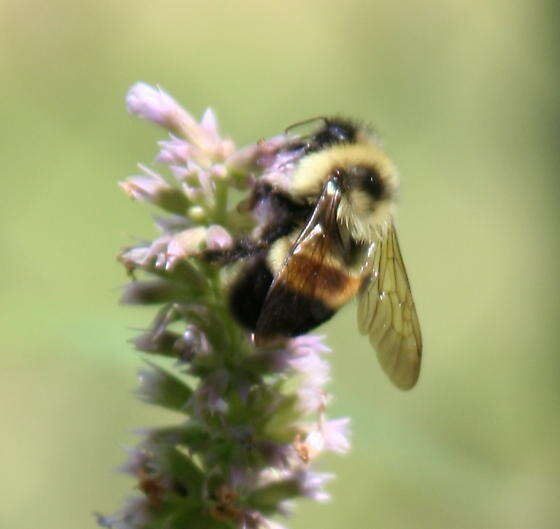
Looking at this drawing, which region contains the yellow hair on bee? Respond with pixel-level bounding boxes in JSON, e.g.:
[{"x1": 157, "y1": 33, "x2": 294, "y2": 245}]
[
  {"x1": 267, "y1": 236, "x2": 293, "y2": 276},
  {"x1": 290, "y1": 143, "x2": 399, "y2": 198},
  {"x1": 290, "y1": 142, "x2": 399, "y2": 243},
  {"x1": 337, "y1": 191, "x2": 394, "y2": 242}
]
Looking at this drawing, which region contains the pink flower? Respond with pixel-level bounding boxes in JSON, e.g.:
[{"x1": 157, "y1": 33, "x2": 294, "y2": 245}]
[
  {"x1": 156, "y1": 135, "x2": 191, "y2": 164},
  {"x1": 263, "y1": 519, "x2": 289, "y2": 529},
  {"x1": 200, "y1": 108, "x2": 220, "y2": 143},
  {"x1": 118, "y1": 235, "x2": 172, "y2": 271},
  {"x1": 305, "y1": 417, "x2": 351, "y2": 456},
  {"x1": 210, "y1": 163, "x2": 228, "y2": 180},
  {"x1": 224, "y1": 134, "x2": 291, "y2": 179},
  {"x1": 113, "y1": 84, "x2": 353, "y2": 528},
  {"x1": 295, "y1": 470, "x2": 334, "y2": 503},
  {"x1": 297, "y1": 417, "x2": 351, "y2": 461},
  {"x1": 166, "y1": 227, "x2": 207, "y2": 268},
  {"x1": 117, "y1": 446, "x2": 148, "y2": 476},
  {"x1": 206, "y1": 225, "x2": 233, "y2": 251},
  {"x1": 256, "y1": 467, "x2": 293, "y2": 487},
  {"x1": 188, "y1": 161, "x2": 215, "y2": 200},
  {"x1": 296, "y1": 386, "x2": 330, "y2": 414},
  {"x1": 126, "y1": 83, "x2": 222, "y2": 157},
  {"x1": 199, "y1": 109, "x2": 235, "y2": 159},
  {"x1": 321, "y1": 417, "x2": 351, "y2": 453},
  {"x1": 169, "y1": 164, "x2": 190, "y2": 181},
  {"x1": 288, "y1": 335, "x2": 331, "y2": 356},
  {"x1": 118, "y1": 246, "x2": 150, "y2": 269},
  {"x1": 126, "y1": 82, "x2": 186, "y2": 129},
  {"x1": 119, "y1": 165, "x2": 170, "y2": 203},
  {"x1": 288, "y1": 352, "x2": 330, "y2": 387}
]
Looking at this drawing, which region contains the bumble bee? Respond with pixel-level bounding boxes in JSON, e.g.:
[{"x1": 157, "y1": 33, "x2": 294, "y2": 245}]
[{"x1": 214, "y1": 117, "x2": 422, "y2": 389}]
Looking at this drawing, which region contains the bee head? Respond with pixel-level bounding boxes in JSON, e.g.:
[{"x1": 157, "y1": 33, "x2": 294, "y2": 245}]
[
  {"x1": 312, "y1": 119, "x2": 357, "y2": 149},
  {"x1": 286, "y1": 118, "x2": 358, "y2": 154},
  {"x1": 334, "y1": 164, "x2": 396, "y2": 242}
]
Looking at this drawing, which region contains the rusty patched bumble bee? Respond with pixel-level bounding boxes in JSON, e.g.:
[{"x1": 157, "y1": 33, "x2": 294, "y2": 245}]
[{"x1": 209, "y1": 117, "x2": 422, "y2": 389}]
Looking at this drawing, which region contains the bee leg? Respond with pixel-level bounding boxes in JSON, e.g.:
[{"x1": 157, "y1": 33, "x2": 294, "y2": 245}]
[
  {"x1": 252, "y1": 333, "x2": 287, "y2": 349},
  {"x1": 203, "y1": 238, "x2": 265, "y2": 264}
]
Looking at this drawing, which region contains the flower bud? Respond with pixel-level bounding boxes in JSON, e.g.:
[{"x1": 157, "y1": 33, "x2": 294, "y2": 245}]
[{"x1": 120, "y1": 166, "x2": 188, "y2": 214}]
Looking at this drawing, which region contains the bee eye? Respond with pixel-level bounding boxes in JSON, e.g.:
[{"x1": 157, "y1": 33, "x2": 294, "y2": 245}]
[
  {"x1": 365, "y1": 173, "x2": 384, "y2": 199},
  {"x1": 327, "y1": 125, "x2": 349, "y2": 142},
  {"x1": 349, "y1": 166, "x2": 385, "y2": 200}
]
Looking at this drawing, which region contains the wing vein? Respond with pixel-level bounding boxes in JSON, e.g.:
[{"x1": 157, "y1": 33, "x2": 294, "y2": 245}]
[{"x1": 356, "y1": 222, "x2": 422, "y2": 389}]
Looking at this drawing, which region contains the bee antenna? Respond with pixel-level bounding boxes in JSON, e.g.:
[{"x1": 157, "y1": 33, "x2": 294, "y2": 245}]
[{"x1": 284, "y1": 116, "x2": 328, "y2": 135}]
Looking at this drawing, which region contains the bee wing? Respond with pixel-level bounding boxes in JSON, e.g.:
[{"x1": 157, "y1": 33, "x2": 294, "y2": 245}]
[
  {"x1": 357, "y1": 223, "x2": 422, "y2": 389},
  {"x1": 255, "y1": 179, "x2": 342, "y2": 341}
]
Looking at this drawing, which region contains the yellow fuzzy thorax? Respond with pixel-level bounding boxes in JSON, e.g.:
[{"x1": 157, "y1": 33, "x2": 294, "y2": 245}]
[
  {"x1": 290, "y1": 143, "x2": 399, "y2": 198},
  {"x1": 290, "y1": 142, "x2": 399, "y2": 243}
]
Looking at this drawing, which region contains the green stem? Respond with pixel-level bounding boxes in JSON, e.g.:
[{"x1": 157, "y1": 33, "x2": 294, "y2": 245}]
[
  {"x1": 204, "y1": 176, "x2": 246, "y2": 363},
  {"x1": 213, "y1": 180, "x2": 229, "y2": 226}
]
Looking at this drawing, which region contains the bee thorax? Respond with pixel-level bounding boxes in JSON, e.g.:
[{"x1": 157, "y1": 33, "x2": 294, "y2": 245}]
[{"x1": 337, "y1": 195, "x2": 393, "y2": 243}]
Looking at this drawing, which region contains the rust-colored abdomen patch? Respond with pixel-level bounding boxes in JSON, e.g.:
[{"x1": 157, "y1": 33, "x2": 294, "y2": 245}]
[{"x1": 283, "y1": 253, "x2": 361, "y2": 309}]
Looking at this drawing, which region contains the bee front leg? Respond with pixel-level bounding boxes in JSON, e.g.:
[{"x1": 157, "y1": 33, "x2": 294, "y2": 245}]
[{"x1": 203, "y1": 237, "x2": 266, "y2": 265}]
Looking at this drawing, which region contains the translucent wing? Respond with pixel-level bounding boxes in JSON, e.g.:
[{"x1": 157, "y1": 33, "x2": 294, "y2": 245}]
[
  {"x1": 255, "y1": 179, "x2": 343, "y2": 341},
  {"x1": 357, "y1": 223, "x2": 422, "y2": 389}
]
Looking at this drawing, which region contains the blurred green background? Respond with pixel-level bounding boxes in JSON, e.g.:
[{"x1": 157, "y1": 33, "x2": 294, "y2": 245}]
[{"x1": 2, "y1": 0, "x2": 559, "y2": 528}]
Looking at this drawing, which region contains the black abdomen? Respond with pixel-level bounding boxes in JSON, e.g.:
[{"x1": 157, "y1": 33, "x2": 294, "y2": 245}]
[
  {"x1": 228, "y1": 253, "x2": 274, "y2": 331},
  {"x1": 228, "y1": 253, "x2": 335, "y2": 337}
]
